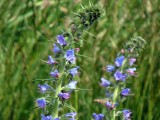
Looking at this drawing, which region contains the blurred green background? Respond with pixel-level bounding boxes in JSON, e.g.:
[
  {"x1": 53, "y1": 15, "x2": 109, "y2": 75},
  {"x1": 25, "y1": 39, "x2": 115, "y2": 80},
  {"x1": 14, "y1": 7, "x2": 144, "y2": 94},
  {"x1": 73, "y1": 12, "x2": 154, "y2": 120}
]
[{"x1": 0, "y1": 0, "x2": 160, "y2": 120}]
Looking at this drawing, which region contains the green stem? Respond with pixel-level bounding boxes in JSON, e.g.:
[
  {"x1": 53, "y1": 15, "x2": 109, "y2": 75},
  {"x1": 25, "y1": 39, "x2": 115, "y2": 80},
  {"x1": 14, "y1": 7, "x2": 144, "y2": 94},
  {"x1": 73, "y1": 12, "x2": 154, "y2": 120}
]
[
  {"x1": 52, "y1": 60, "x2": 66, "y2": 118},
  {"x1": 111, "y1": 46, "x2": 135, "y2": 120},
  {"x1": 111, "y1": 85, "x2": 119, "y2": 120},
  {"x1": 52, "y1": 78, "x2": 62, "y2": 118}
]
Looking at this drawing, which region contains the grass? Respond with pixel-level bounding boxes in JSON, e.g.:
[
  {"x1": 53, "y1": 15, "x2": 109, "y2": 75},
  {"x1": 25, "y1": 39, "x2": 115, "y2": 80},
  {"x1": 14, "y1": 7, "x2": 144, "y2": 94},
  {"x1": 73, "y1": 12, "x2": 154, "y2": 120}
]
[{"x1": 0, "y1": 0, "x2": 160, "y2": 120}]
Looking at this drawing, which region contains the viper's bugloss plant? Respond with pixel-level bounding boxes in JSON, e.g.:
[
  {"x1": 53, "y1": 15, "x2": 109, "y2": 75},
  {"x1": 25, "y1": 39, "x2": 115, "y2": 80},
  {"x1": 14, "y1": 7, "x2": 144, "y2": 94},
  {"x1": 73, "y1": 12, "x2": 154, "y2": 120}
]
[
  {"x1": 93, "y1": 37, "x2": 146, "y2": 120},
  {"x1": 35, "y1": 3, "x2": 104, "y2": 120}
]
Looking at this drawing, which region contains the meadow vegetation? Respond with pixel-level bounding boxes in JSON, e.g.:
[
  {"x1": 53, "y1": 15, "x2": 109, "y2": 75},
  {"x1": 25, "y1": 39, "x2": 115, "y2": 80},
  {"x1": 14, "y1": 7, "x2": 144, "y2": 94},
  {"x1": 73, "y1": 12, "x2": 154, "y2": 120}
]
[{"x1": 0, "y1": 0, "x2": 160, "y2": 120}]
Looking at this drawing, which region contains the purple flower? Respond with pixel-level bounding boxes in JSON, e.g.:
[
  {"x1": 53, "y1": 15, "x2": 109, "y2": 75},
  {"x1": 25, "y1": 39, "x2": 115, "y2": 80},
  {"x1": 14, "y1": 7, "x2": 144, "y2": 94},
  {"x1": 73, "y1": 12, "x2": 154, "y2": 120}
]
[
  {"x1": 115, "y1": 56, "x2": 125, "y2": 67},
  {"x1": 106, "y1": 65, "x2": 115, "y2": 72},
  {"x1": 114, "y1": 70, "x2": 127, "y2": 81},
  {"x1": 41, "y1": 114, "x2": 53, "y2": 120},
  {"x1": 57, "y1": 35, "x2": 67, "y2": 46},
  {"x1": 47, "y1": 56, "x2": 57, "y2": 65},
  {"x1": 105, "y1": 101, "x2": 114, "y2": 110},
  {"x1": 65, "y1": 49, "x2": 76, "y2": 64},
  {"x1": 38, "y1": 84, "x2": 51, "y2": 93},
  {"x1": 129, "y1": 58, "x2": 136, "y2": 66},
  {"x1": 92, "y1": 113, "x2": 104, "y2": 120},
  {"x1": 66, "y1": 81, "x2": 77, "y2": 89},
  {"x1": 53, "y1": 43, "x2": 61, "y2": 54},
  {"x1": 36, "y1": 99, "x2": 46, "y2": 108},
  {"x1": 54, "y1": 118, "x2": 60, "y2": 120},
  {"x1": 122, "y1": 109, "x2": 132, "y2": 120},
  {"x1": 58, "y1": 92, "x2": 70, "y2": 100},
  {"x1": 126, "y1": 68, "x2": 136, "y2": 75},
  {"x1": 65, "y1": 112, "x2": 77, "y2": 119},
  {"x1": 50, "y1": 69, "x2": 59, "y2": 78},
  {"x1": 121, "y1": 88, "x2": 130, "y2": 96},
  {"x1": 100, "y1": 78, "x2": 111, "y2": 87},
  {"x1": 69, "y1": 66, "x2": 80, "y2": 76}
]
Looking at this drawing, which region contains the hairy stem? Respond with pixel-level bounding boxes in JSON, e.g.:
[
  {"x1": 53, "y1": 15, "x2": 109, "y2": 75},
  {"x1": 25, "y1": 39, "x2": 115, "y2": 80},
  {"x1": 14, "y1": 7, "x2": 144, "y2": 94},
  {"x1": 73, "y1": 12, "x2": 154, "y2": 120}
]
[
  {"x1": 111, "y1": 85, "x2": 119, "y2": 120},
  {"x1": 52, "y1": 81, "x2": 62, "y2": 118},
  {"x1": 52, "y1": 60, "x2": 66, "y2": 117}
]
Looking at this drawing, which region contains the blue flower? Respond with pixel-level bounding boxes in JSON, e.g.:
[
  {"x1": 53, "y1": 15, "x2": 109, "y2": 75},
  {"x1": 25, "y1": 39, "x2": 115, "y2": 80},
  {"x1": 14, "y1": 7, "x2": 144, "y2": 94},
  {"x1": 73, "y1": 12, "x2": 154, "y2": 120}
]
[
  {"x1": 122, "y1": 109, "x2": 132, "y2": 120},
  {"x1": 100, "y1": 78, "x2": 111, "y2": 87},
  {"x1": 47, "y1": 56, "x2": 57, "y2": 65},
  {"x1": 58, "y1": 92, "x2": 70, "y2": 100},
  {"x1": 105, "y1": 101, "x2": 114, "y2": 110},
  {"x1": 54, "y1": 118, "x2": 60, "y2": 120},
  {"x1": 126, "y1": 68, "x2": 136, "y2": 75},
  {"x1": 129, "y1": 58, "x2": 136, "y2": 66},
  {"x1": 115, "y1": 56, "x2": 125, "y2": 67},
  {"x1": 92, "y1": 113, "x2": 104, "y2": 120},
  {"x1": 106, "y1": 65, "x2": 115, "y2": 72},
  {"x1": 114, "y1": 70, "x2": 127, "y2": 81},
  {"x1": 65, "y1": 49, "x2": 76, "y2": 64},
  {"x1": 57, "y1": 35, "x2": 67, "y2": 46},
  {"x1": 50, "y1": 69, "x2": 59, "y2": 78},
  {"x1": 36, "y1": 99, "x2": 46, "y2": 108},
  {"x1": 65, "y1": 112, "x2": 77, "y2": 120},
  {"x1": 53, "y1": 43, "x2": 61, "y2": 54},
  {"x1": 41, "y1": 114, "x2": 53, "y2": 120},
  {"x1": 66, "y1": 81, "x2": 77, "y2": 89},
  {"x1": 121, "y1": 88, "x2": 130, "y2": 96},
  {"x1": 38, "y1": 84, "x2": 51, "y2": 93},
  {"x1": 69, "y1": 66, "x2": 80, "y2": 76}
]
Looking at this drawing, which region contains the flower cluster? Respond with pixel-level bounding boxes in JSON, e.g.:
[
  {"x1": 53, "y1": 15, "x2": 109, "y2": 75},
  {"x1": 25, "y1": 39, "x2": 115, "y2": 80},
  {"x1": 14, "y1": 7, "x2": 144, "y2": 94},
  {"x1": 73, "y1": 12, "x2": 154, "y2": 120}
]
[
  {"x1": 36, "y1": 35, "x2": 79, "y2": 119},
  {"x1": 35, "y1": 3, "x2": 103, "y2": 120},
  {"x1": 93, "y1": 37, "x2": 146, "y2": 120},
  {"x1": 92, "y1": 113, "x2": 104, "y2": 120}
]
